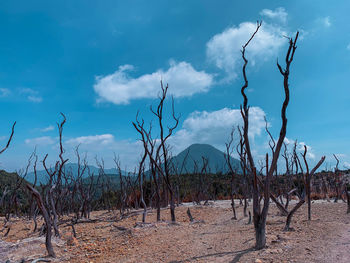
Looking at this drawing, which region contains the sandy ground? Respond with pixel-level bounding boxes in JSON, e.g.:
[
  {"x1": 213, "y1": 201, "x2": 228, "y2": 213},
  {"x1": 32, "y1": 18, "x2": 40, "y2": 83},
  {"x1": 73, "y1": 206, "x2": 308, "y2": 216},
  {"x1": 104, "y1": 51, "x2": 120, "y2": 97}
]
[{"x1": 1, "y1": 200, "x2": 350, "y2": 263}]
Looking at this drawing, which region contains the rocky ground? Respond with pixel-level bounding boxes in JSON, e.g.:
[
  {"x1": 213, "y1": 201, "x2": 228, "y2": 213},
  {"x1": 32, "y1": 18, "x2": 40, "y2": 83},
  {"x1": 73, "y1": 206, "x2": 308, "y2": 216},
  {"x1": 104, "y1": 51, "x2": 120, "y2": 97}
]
[{"x1": 1, "y1": 200, "x2": 350, "y2": 263}]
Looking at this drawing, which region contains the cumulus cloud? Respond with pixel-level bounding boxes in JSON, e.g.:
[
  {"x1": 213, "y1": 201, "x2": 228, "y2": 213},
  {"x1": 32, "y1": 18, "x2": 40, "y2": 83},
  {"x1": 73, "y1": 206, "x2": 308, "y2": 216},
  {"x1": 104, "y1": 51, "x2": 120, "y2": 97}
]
[
  {"x1": 260, "y1": 7, "x2": 288, "y2": 23},
  {"x1": 206, "y1": 22, "x2": 287, "y2": 80},
  {"x1": 25, "y1": 136, "x2": 55, "y2": 146},
  {"x1": 41, "y1": 125, "x2": 55, "y2": 132},
  {"x1": 66, "y1": 134, "x2": 115, "y2": 146},
  {"x1": 170, "y1": 107, "x2": 266, "y2": 152},
  {"x1": 283, "y1": 137, "x2": 316, "y2": 160},
  {"x1": 94, "y1": 61, "x2": 214, "y2": 104}
]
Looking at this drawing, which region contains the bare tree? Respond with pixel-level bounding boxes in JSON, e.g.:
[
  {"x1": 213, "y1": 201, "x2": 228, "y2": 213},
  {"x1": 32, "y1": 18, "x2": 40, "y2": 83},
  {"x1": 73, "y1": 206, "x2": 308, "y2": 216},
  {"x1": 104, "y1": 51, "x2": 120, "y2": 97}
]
[
  {"x1": 237, "y1": 21, "x2": 300, "y2": 249},
  {"x1": 225, "y1": 128, "x2": 238, "y2": 220},
  {"x1": 132, "y1": 116, "x2": 148, "y2": 223},
  {"x1": 333, "y1": 154, "x2": 342, "y2": 202},
  {"x1": 26, "y1": 184, "x2": 55, "y2": 257},
  {"x1": 301, "y1": 145, "x2": 325, "y2": 220},
  {"x1": 283, "y1": 143, "x2": 325, "y2": 230},
  {"x1": 0, "y1": 122, "x2": 16, "y2": 155},
  {"x1": 134, "y1": 82, "x2": 179, "y2": 222},
  {"x1": 26, "y1": 113, "x2": 68, "y2": 257},
  {"x1": 114, "y1": 155, "x2": 127, "y2": 217}
]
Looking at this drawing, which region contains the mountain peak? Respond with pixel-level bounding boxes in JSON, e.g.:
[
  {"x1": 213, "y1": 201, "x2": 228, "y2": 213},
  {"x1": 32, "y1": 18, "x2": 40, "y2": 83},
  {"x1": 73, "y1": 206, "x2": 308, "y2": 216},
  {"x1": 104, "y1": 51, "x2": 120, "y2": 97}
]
[{"x1": 171, "y1": 143, "x2": 241, "y2": 174}]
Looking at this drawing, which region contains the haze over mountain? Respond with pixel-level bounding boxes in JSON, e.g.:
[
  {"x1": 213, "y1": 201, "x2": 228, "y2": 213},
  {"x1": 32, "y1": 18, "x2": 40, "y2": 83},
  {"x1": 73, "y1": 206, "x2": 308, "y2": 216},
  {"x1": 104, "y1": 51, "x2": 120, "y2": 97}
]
[{"x1": 26, "y1": 163, "x2": 124, "y2": 185}]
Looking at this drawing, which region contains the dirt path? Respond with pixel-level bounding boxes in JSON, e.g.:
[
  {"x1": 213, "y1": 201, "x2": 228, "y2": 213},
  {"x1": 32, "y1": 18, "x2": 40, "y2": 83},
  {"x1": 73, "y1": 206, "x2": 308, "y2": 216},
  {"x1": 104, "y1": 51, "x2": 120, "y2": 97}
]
[{"x1": 319, "y1": 217, "x2": 350, "y2": 263}]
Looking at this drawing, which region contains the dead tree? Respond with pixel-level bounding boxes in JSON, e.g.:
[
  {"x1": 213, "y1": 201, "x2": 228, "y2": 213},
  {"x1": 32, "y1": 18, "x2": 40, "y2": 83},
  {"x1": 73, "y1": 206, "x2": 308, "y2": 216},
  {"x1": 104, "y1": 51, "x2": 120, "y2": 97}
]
[
  {"x1": 301, "y1": 145, "x2": 325, "y2": 221},
  {"x1": 132, "y1": 116, "x2": 148, "y2": 223},
  {"x1": 283, "y1": 145, "x2": 313, "y2": 231},
  {"x1": 148, "y1": 129, "x2": 162, "y2": 221},
  {"x1": 113, "y1": 155, "x2": 126, "y2": 217},
  {"x1": 96, "y1": 158, "x2": 113, "y2": 212},
  {"x1": 333, "y1": 154, "x2": 341, "y2": 202},
  {"x1": 151, "y1": 83, "x2": 179, "y2": 222},
  {"x1": 283, "y1": 198, "x2": 305, "y2": 231},
  {"x1": 346, "y1": 186, "x2": 350, "y2": 214},
  {"x1": 225, "y1": 128, "x2": 238, "y2": 220},
  {"x1": 26, "y1": 114, "x2": 68, "y2": 258},
  {"x1": 238, "y1": 21, "x2": 299, "y2": 249},
  {"x1": 0, "y1": 121, "x2": 16, "y2": 221},
  {"x1": 236, "y1": 127, "x2": 249, "y2": 217},
  {"x1": 134, "y1": 82, "x2": 179, "y2": 222},
  {"x1": 26, "y1": 184, "x2": 55, "y2": 257},
  {"x1": 42, "y1": 157, "x2": 59, "y2": 238},
  {"x1": 0, "y1": 121, "x2": 16, "y2": 223},
  {"x1": 0, "y1": 122, "x2": 16, "y2": 155}
]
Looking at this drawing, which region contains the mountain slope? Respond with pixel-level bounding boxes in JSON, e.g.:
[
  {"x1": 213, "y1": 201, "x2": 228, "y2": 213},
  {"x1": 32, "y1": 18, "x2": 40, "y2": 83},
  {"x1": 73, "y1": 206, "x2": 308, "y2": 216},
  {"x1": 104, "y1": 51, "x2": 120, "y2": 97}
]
[{"x1": 169, "y1": 144, "x2": 241, "y2": 174}]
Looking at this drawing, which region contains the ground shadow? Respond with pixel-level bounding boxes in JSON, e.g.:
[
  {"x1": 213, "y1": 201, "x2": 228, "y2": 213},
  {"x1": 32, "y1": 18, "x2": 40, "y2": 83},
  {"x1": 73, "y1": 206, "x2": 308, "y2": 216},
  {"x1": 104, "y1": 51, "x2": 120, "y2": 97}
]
[{"x1": 169, "y1": 247, "x2": 254, "y2": 263}]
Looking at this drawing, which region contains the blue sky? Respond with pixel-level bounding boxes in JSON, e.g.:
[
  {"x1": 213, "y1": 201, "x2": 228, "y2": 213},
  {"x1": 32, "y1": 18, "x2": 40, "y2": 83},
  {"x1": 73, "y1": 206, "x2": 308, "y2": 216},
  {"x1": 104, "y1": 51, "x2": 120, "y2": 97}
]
[{"x1": 0, "y1": 0, "x2": 349, "y2": 172}]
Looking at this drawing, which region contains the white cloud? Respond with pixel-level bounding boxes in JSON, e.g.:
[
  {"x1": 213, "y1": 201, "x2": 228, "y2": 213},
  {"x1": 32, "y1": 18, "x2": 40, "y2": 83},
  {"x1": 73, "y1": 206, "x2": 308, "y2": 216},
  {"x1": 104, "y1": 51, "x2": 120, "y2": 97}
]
[
  {"x1": 323, "y1": 16, "x2": 331, "y2": 27},
  {"x1": 316, "y1": 16, "x2": 331, "y2": 28},
  {"x1": 20, "y1": 88, "x2": 36, "y2": 94},
  {"x1": 66, "y1": 134, "x2": 115, "y2": 146},
  {"x1": 28, "y1": 95, "x2": 43, "y2": 103},
  {"x1": 284, "y1": 138, "x2": 316, "y2": 160},
  {"x1": 19, "y1": 88, "x2": 43, "y2": 103},
  {"x1": 298, "y1": 142, "x2": 315, "y2": 160},
  {"x1": 206, "y1": 22, "x2": 287, "y2": 80},
  {"x1": 344, "y1": 162, "x2": 350, "y2": 169},
  {"x1": 64, "y1": 134, "x2": 143, "y2": 170},
  {"x1": 41, "y1": 125, "x2": 54, "y2": 132},
  {"x1": 93, "y1": 61, "x2": 214, "y2": 104},
  {"x1": 260, "y1": 7, "x2": 288, "y2": 23},
  {"x1": 0, "y1": 88, "x2": 11, "y2": 97},
  {"x1": 25, "y1": 136, "x2": 55, "y2": 146},
  {"x1": 170, "y1": 107, "x2": 266, "y2": 152},
  {"x1": 283, "y1": 137, "x2": 294, "y2": 145}
]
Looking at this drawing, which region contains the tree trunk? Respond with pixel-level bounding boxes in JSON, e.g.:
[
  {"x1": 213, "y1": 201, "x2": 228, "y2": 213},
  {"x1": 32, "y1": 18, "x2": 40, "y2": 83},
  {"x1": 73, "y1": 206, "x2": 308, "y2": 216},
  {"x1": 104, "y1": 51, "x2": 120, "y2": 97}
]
[
  {"x1": 187, "y1": 208, "x2": 193, "y2": 222},
  {"x1": 346, "y1": 190, "x2": 350, "y2": 214},
  {"x1": 49, "y1": 186, "x2": 60, "y2": 237},
  {"x1": 284, "y1": 199, "x2": 305, "y2": 231},
  {"x1": 141, "y1": 196, "x2": 147, "y2": 223},
  {"x1": 243, "y1": 197, "x2": 248, "y2": 217},
  {"x1": 170, "y1": 194, "x2": 176, "y2": 223},
  {"x1": 306, "y1": 176, "x2": 311, "y2": 220},
  {"x1": 27, "y1": 184, "x2": 56, "y2": 258},
  {"x1": 231, "y1": 198, "x2": 237, "y2": 220},
  {"x1": 156, "y1": 193, "x2": 161, "y2": 221},
  {"x1": 254, "y1": 218, "x2": 266, "y2": 250}
]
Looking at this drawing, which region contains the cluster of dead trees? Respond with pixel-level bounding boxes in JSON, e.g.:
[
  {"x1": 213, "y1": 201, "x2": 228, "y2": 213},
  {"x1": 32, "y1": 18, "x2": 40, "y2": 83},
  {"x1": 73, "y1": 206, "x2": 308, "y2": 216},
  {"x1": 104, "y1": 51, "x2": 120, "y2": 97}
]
[
  {"x1": 225, "y1": 21, "x2": 350, "y2": 249},
  {"x1": 0, "y1": 89, "x2": 349, "y2": 257},
  {"x1": 2, "y1": 22, "x2": 350, "y2": 259}
]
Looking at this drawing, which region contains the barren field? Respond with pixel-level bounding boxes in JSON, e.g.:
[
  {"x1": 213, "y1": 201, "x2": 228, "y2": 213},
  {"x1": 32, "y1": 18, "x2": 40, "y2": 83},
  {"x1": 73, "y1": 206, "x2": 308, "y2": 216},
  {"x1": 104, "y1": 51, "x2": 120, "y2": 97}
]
[{"x1": 1, "y1": 200, "x2": 350, "y2": 263}]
